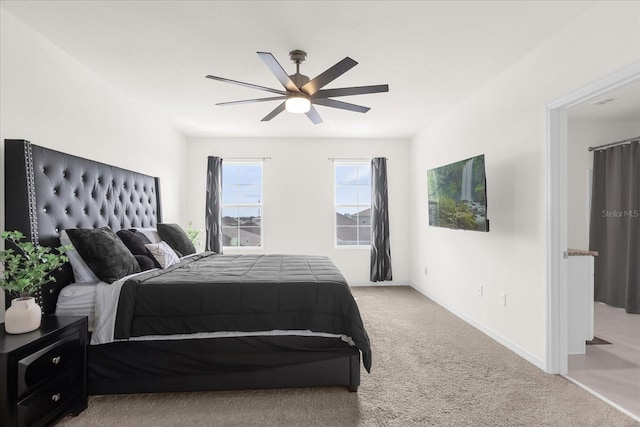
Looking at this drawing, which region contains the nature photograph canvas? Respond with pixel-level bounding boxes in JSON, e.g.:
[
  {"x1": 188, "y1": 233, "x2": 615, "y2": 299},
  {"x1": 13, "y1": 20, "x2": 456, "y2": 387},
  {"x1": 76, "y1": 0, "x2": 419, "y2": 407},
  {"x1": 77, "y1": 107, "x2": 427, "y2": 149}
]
[{"x1": 427, "y1": 154, "x2": 488, "y2": 232}]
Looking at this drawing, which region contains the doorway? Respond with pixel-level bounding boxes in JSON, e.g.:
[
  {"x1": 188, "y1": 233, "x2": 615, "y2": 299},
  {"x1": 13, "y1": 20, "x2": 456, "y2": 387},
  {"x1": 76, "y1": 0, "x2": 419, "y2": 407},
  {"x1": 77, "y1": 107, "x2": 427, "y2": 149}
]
[{"x1": 546, "y1": 62, "x2": 640, "y2": 419}]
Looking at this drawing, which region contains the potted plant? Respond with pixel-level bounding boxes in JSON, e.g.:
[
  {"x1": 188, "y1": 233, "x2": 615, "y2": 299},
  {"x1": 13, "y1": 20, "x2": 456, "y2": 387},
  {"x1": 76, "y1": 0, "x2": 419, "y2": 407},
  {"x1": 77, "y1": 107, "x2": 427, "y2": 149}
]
[
  {"x1": 1, "y1": 230, "x2": 69, "y2": 334},
  {"x1": 186, "y1": 221, "x2": 201, "y2": 248}
]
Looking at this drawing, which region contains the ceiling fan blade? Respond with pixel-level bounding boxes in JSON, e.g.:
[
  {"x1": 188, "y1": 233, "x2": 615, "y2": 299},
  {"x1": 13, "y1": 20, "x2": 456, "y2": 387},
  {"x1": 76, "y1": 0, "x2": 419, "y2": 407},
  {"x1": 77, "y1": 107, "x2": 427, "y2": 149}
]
[
  {"x1": 261, "y1": 102, "x2": 286, "y2": 122},
  {"x1": 206, "y1": 75, "x2": 286, "y2": 95},
  {"x1": 257, "y1": 52, "x2": 299, "y2": 93},
  {"x1": 216, "y1": 96, "x2": 285, "y2": 106},
  {"x1": 300, "y1": 57, "x2": 358, "y2": 95},
  {"x1": 305, "y1": 105, "x2": 323, "y2": 125},
  {"x1": 312, "y1": 85, "x2": 389, "y2": 99},
  {"x1": 312, "y1": 98, "x2": 370, "y2": 113}
]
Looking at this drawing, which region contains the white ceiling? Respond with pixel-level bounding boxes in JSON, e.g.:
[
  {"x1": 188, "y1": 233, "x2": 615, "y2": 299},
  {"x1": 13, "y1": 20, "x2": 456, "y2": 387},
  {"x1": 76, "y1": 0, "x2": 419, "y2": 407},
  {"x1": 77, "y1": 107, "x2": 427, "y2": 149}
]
[
  {"x1": 2, "y1": 0, "x2": 605, "y2": 139},
  {"x1": 568, "y1": 80, "x2": 640, "y2": 121}
]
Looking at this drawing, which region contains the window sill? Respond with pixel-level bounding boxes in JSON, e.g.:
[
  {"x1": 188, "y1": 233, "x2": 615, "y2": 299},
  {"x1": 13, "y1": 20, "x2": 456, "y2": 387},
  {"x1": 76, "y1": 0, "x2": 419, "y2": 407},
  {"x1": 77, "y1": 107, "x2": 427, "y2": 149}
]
[
  {"x1": 334, "y1": 245, "x2": 371, "y2": 250},
  {"x1": 222, "y1": 246, "x2": 264, "y2": 251}
]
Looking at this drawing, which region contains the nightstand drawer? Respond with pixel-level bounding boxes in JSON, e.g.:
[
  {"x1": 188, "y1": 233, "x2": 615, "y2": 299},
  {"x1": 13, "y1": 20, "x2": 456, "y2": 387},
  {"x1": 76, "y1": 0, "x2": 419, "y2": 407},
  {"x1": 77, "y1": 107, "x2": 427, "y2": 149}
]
[
  {"x1": 17, "y1": 331, "x2": 81, "y2": 398},
  {"x1": 1, "y1": 316, "x2": 88, "y2": 427},
  {"x1": 16, "y1": 368, "x2": 81, "y2": 427}
]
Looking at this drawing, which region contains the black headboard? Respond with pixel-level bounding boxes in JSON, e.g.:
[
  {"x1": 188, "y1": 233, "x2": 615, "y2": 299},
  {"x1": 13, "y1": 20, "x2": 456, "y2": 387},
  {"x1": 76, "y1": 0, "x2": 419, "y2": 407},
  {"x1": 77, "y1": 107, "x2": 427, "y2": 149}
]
[{"x1": 4, "y1": 139, "x2": 162, "y2": 314}]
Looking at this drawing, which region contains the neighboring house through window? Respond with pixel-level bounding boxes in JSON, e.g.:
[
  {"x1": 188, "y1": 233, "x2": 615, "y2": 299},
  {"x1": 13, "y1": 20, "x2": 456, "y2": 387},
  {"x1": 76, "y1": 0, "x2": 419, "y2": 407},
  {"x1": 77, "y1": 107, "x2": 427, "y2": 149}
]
[
  {"x1": 222, "y1": 162, "x2": 263, "y2": 247},
  {"x1": 335, "y1": 162, "x2": 371, "y2": 246}
]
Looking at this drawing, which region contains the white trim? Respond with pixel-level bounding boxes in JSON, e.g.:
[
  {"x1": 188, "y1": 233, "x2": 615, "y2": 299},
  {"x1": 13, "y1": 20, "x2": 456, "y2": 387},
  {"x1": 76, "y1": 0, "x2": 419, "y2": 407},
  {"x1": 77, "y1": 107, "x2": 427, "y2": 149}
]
[
  {"x1": 563, "y1": 375, "x2": 640, "y2": 422},
  {"x1": 586, "y1": 169, "x2": 592, "y2": 245},
  {"x1": 221, "y1": 246, "x2": 264, "y2": 252},
  {"x1": 545, "y1": 62, "x2": 640, "y2": 374},
  {"x1": 546, "y1": 106, "x2": 569, "y2": 374},
  {"x1": 547, "y1": 63, "x2": 640, "y2": 110},
  {"x1": 350, "y1": 281, "x2": 411, "y2": 287},
  {"x1": 412, "y1": 286, "x2": 546, "y2": 370}
]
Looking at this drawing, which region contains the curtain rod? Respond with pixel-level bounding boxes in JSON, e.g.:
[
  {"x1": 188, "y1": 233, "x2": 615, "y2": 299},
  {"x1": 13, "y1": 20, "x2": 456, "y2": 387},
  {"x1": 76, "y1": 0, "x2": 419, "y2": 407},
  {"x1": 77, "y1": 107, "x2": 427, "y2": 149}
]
[
  {"x1": 588, "y1": 136, "x2": 640, "y2": 151},
  {"x1": 224, "y1": 157, "x2": 271, "y2": 161},
  {"x1": 328, "y1": 157, "x2": 388, "y2": 162}
]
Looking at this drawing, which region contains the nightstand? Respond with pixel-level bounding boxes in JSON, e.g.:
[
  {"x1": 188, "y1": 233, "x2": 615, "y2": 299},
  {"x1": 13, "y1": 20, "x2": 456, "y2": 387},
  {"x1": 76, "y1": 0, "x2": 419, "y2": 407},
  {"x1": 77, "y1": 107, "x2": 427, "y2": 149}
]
[{"x1": 0, "y1": 316, "x2": 88, "y2": 427}]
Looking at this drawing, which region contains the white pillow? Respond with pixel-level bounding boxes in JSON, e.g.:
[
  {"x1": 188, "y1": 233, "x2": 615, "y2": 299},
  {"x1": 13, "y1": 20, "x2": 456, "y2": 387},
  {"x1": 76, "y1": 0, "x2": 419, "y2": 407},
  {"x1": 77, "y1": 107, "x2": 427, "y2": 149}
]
[
  {"x1": 145, "y1": 241, "x2": 180, "y2": 268},
  {"x1": 132, "y1": 227, "x2": 162, "y2": 244},
  {"x1": 60, "y1": 230, "x2": 100, "y2": 283}
]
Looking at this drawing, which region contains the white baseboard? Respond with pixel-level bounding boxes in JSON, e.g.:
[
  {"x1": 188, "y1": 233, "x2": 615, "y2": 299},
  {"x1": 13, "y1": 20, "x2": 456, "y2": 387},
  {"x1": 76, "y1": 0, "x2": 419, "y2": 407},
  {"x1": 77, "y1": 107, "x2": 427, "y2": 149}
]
[
  {"x1": 411, "y1": 285, "x2": 547, "y2": 371},
  {"x1": 350, "y1": 281, "x2": 412, "y2": 287}
]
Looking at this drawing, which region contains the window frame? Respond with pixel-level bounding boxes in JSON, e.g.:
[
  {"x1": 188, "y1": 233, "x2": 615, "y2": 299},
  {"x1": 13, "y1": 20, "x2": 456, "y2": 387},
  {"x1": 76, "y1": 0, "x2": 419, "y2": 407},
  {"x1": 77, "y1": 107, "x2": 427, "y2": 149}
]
[
  {"x1": 334, "y1": 161, "x2": 372, "y2": 249},
  {"x1": 221, "y1": 161, "x2": 264, "y2": 250}
]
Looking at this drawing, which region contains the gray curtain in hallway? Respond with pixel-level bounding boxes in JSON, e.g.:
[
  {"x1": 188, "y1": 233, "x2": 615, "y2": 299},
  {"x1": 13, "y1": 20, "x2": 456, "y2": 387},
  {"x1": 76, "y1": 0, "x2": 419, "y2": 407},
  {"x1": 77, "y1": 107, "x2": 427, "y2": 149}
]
[
  {"x1": 370, "y1": 157, "x2": 393, "y2": 282},
  {"x1": 589, "y1": 140, "x2": 639, "y2": 313},
  {"x1": 205, "y1": 156, "x2": 223, "y2": 254}
]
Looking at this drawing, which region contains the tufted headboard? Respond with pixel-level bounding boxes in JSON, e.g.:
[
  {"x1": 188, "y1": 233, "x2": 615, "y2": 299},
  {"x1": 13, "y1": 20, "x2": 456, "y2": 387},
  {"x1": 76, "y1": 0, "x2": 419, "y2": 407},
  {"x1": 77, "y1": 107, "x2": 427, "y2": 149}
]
[{"x1": 4, "y1": 139, "x2": 162, "y2": 314}]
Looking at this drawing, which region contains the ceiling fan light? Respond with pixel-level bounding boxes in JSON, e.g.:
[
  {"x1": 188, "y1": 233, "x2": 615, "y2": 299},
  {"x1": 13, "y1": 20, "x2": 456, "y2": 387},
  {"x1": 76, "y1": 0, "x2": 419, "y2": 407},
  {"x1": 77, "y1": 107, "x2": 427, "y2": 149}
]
[{"x1": 285, "y1": 94, "x2": 311, "y2": 113}]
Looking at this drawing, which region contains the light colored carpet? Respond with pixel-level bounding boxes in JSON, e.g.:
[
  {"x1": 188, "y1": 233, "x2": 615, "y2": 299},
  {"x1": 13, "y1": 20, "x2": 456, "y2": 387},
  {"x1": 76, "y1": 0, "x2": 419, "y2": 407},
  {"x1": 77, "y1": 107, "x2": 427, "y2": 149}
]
[{"x1": 57, "y1": 286, "x2": 637, "y2": 426}]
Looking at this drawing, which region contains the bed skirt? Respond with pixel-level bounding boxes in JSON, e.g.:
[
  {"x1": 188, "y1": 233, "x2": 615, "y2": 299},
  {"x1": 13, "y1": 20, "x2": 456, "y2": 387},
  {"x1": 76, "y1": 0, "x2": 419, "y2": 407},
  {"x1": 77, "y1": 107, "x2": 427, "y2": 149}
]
[{"x1": 88, "y1": 335, "x2": 361, "y2": 394}]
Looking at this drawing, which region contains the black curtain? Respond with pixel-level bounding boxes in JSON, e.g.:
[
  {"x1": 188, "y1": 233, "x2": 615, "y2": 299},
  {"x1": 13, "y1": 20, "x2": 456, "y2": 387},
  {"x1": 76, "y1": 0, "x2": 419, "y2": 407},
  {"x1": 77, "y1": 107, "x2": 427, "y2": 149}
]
[
  {"x1": 205, "y1": 156, "x2": 223, "y2": 254},
  {"x1": 589, "y1": 140, "x2": 639, "y2": 313},
  {"x1": 370, "y1": 157, "x2": 393, "y2": 282}
]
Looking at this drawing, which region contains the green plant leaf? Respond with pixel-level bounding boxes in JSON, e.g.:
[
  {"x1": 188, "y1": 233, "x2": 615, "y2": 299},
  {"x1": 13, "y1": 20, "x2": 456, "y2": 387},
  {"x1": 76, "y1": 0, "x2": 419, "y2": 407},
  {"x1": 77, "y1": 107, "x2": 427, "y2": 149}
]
[{"x1": 1, "y1": 230, "x2": 70, "y2": 295}]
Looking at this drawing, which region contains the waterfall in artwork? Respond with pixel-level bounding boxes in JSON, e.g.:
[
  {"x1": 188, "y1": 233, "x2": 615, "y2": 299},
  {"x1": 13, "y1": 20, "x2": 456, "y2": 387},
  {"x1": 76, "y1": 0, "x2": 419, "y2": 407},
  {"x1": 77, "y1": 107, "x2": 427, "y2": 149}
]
[{"x1": 461, "y1": 158, "x2": 474, "y2": 201}]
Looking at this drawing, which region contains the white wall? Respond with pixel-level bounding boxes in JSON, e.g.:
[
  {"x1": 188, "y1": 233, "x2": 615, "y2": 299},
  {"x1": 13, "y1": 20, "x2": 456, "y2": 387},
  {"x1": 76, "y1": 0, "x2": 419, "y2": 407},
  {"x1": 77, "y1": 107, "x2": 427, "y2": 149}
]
[
  {"x1": 186, "y1": 137, "x2": 410, "y2": 285},
  {"x1": 567, "y1": 119, "x2": 640, "y2": 249},
  {"x1": 0, "y1": 10, "x2": 188, "y2": 321},
  {"x1": 409, "y1": 1, "x2": 640, "y2": 368}
]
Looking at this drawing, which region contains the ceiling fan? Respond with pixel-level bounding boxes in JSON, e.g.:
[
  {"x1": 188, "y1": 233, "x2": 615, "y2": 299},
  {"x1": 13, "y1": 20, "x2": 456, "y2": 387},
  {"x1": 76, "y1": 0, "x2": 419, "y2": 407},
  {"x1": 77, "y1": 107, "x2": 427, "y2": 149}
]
[{"x1": 205, "y1": 50, "x2": 389, "y2": 124}]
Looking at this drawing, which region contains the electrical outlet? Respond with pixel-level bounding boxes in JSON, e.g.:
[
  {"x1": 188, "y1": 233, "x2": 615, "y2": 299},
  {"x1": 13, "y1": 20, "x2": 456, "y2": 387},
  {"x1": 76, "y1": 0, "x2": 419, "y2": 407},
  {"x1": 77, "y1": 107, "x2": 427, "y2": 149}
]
[
  {"x1": 477, "y1": 285, "x2": 483, "y2": 297},
  {"x1": 499, "y1": 292, "x2": 507, "y2": 307}
]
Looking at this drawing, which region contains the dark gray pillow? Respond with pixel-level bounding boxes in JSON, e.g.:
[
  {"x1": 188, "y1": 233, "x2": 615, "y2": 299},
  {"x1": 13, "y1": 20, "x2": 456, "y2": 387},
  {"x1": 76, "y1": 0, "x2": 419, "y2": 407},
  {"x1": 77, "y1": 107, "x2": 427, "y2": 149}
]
[
  {"x1": 157, "y1": 223, "x2": 196, "y2": 256},
  {"x1": 134, "y1": 254, "x2": 157, "y2": 271},
  {"x1": 65, "y1": 228, "x2": 140, "y2": 283},
  {"x1": 117, "y1": 229, "x2": 161, "y2": 268}
]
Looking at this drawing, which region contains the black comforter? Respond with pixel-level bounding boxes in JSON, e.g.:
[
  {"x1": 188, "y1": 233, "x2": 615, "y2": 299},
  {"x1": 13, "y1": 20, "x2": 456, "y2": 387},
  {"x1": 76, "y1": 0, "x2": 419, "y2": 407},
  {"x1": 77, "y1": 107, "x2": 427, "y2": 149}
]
[{"x1": 114, "y1": 253, "x2": 372, "y2": 371}]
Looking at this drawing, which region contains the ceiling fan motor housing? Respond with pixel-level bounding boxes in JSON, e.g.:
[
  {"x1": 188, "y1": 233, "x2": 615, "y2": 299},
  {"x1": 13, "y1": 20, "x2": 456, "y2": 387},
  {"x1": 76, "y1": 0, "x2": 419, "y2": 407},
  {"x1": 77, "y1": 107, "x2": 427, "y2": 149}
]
[{"x1": 290, "y1": 73, "x2": 310, "y2": 88}]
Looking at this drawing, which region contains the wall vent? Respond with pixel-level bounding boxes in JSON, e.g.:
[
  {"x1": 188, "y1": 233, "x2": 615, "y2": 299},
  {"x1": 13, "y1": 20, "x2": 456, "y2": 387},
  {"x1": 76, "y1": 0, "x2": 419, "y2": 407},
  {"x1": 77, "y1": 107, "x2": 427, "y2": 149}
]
[{"x1": 590, "y1": 97, "x2": 615, "y2": 106}]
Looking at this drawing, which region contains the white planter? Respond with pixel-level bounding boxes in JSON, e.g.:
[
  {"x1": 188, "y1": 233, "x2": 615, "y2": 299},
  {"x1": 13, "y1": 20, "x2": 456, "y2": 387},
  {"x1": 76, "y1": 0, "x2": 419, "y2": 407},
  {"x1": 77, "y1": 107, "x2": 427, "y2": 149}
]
[{"x1": 4, "y1": 297, "x2": 42, "y2": 334}]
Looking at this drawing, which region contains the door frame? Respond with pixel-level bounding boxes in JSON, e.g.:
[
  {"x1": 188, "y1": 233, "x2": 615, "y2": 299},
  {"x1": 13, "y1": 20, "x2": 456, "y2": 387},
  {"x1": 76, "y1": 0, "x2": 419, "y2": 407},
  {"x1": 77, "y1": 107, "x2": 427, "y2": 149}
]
[{"x1": 545, "y1": 62, "x2": 640, "y2": 374}]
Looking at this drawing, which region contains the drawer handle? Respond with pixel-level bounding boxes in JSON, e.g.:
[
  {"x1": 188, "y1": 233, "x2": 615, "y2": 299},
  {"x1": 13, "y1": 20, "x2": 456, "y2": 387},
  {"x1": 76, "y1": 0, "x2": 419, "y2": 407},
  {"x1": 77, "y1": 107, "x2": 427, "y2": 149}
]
[
  {"x1": 51, "y1": 356, "x2": 62, "y2": 365},
  {"x1": 51, "y1": 393, "x2": 61, "y2": 402}
]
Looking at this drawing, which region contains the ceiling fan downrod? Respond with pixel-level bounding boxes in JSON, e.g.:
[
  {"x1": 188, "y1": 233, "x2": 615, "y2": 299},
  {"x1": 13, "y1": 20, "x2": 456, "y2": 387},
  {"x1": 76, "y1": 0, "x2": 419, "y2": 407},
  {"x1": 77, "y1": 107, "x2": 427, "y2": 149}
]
[{"x1": 288, "y1": 50, "x2": 309, "y2": 88}]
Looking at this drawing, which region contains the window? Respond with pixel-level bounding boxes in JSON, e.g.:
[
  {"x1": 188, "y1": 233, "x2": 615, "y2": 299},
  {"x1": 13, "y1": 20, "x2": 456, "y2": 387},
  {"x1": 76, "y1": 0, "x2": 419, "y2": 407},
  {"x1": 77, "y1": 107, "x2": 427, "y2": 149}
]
[
  {"x1": 335, "y1": 163, "x2": 371, "y2": 246},
  {"x1": 222, "y1": 162, "x2": 263, "y2": 248}
]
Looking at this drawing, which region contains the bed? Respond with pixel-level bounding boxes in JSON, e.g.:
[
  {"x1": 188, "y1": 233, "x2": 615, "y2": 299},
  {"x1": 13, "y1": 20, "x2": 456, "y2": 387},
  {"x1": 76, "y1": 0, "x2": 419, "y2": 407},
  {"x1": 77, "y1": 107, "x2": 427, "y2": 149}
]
[{"x1": 4, "y1": 139, "x2": 370, "y2": 394}]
